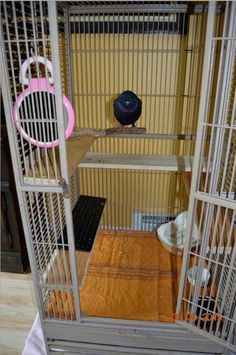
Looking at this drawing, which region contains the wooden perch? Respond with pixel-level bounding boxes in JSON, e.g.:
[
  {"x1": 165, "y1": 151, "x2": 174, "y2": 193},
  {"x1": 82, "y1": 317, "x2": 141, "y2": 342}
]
[{"x1": 71, "y1": 127, "x2": 146, "y2": 138}]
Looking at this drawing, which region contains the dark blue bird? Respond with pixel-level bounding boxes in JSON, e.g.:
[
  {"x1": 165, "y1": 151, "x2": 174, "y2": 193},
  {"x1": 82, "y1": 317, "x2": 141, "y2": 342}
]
[{"x1": 113, "y1": 90, "x2": 142, "y2": 127}]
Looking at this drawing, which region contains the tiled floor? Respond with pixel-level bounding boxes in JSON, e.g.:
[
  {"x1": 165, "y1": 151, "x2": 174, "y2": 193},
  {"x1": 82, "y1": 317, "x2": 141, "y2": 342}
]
[{"x1": 0, "y1": 272, "x2": 37, "y2": 355}]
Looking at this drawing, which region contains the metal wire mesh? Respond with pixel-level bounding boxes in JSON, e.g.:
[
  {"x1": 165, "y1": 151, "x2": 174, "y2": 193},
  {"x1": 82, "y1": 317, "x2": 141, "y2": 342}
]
[
  {"x1": 178, "y1": 2, "x2": 236, "y2": 351},
  {"x1": 198, "y1": 24, "x2": 236, "y2": 201},
  {"x1": 68, "y1": 3, "x2": 208, "y2": 156},
  {"x1": 25, "y1": 190, "x2": 76, "y2": 319},
  {"x1": 210, "y1": 54, "x2": 236, "y2": 199},
  {"x1": 182, "y1": 201, "x2": 235, "y2": 344},
  {"x1": 1, "y1": 1, "x2": 79, "y2": 321},
  {"x1": 1, "y1": 2, "x2": 235, "y2": 350},
  {"x1": 78, "y1": 167, "x2": 188, "y2": 231},
  {"x1": 1, "y1": 1, "x2": 70, "y2": 185}
]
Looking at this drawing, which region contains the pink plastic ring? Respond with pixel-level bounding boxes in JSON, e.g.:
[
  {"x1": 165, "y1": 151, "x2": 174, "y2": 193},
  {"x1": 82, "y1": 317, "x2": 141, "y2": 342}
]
[{"x1": 13, "y1": 78, "x2": 75, "y2": 148}]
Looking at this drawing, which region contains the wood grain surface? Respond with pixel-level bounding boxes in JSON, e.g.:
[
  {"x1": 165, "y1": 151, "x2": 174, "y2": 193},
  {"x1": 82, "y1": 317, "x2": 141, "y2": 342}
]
[{"x1": 0, "y1": 272, "x2": 37, "y2": 355}]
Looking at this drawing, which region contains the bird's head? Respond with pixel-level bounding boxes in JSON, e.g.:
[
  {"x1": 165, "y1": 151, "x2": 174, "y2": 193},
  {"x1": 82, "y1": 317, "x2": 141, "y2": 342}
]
[{"x1": 119, "y1": 91, "x2": 141, "y2": 108}]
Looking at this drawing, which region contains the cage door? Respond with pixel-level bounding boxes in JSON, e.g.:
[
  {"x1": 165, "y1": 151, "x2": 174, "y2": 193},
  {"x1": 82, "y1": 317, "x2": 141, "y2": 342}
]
[
  {"x1": 46, "y1": 2, "x2": 81, "y2": 320},
  {"x1": 176, "y1": 1, "x2": 236, "y2": 352}
]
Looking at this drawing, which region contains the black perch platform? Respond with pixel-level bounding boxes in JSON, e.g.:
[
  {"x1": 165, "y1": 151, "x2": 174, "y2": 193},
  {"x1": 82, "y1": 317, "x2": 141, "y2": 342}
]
[{"x1": 59, "y1": 195, "x2": 106, "y2": 252}]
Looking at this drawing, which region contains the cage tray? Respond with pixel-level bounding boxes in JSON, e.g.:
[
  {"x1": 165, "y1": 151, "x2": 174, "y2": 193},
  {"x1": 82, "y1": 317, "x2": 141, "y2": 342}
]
[{"x1": 60, "y1": 195, "x2": 106, "y2": 252}]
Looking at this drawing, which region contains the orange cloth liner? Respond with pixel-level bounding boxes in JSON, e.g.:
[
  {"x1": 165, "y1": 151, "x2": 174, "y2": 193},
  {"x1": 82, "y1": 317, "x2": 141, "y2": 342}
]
[{"x1": 47, "y1": 230, "x2": 183, "y2": 322}]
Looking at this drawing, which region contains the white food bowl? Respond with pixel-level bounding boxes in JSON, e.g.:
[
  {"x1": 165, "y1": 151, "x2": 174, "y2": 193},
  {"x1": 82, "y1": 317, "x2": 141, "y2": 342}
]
[
  {"x1": 157, "y1": 211, "x2": 199, "y2": 255},
  {"x1": 187, "y1": 266, "x2": 210, "y2": 287}
]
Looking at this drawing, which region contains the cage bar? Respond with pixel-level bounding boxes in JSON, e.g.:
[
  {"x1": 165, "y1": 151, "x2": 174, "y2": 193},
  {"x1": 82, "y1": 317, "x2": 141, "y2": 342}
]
[{"x1": 1, "y1": 1, "x2": 235, "y2": 354}]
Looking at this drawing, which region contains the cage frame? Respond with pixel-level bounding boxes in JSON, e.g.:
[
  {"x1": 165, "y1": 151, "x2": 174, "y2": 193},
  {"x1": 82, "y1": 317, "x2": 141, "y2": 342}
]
[{"x1": 0, "y1": 1, "x2": 235, "y2": 354}]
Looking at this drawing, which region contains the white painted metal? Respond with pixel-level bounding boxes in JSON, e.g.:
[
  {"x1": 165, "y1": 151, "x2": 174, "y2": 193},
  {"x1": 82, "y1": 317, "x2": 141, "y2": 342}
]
[
  {"x1": 1, "y1": 1, "x2": 235, "y2": 354},
  {"x1": 48, "y1": 1, "x2": 81, "y2": 322},
  {"x1": 1, "y1": 0, "x2": 80, "y2": 327},
  {"x1": 0, "y1": 8, "x2": 50, "y2": 354},
  {"x1": 177, "y1": 1, "x2": 236, "y2": 352},
  {"x1": 44, "y1": 320, "x2": 224, "y2": 354}
]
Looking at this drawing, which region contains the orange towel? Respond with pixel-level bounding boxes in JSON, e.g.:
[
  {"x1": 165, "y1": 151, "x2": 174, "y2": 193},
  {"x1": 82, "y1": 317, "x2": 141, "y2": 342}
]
[
  {"x1": 79, "y1": 230, "x2": 182, "y2": 322},
  {"x1": 47, "y1": 230, "x2": 183, "y2": 322}
]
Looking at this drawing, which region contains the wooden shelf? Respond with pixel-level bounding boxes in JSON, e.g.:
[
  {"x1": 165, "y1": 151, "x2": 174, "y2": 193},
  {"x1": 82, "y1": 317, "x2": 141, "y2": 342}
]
[
  {"x1": 24, "y1": 136, "x2": 95, "y2": 185},
  {"x1": 65, "y1": 136, "x2": 95, "y2": 177},
  {"x1": 80, "y1": 153, "x2": 206, "y2": 172},
  {"x1": 23, "y1": 127, "x2": 147, "y2": 184}
]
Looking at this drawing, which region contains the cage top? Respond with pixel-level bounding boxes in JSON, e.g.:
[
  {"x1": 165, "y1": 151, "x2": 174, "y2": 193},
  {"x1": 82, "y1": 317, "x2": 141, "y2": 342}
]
[
  {"x1": 57, "y1": 2, "x2": 224, "y2": 14},
  {"x1": 58, "y1": 1, "x2": 189, "y2": 10},
  {"x1": 59, "y1": 1, "x2": 188, "y2": 4}
]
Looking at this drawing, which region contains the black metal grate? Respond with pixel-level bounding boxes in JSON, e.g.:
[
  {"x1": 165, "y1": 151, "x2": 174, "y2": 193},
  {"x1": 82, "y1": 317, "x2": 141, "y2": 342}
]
[
  {"x1": 60, "y1": 195, "x2": 106, "y2": 251},
  {"x1": 70, "y1": 13, "x2": 187, "y2": 35}
]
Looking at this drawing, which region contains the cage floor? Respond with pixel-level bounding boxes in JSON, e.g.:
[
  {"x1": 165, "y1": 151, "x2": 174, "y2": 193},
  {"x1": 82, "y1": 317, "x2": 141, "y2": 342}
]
[
  {"x1": 79, "y1": 230, "x2": 183, "y2": 322},
  {"x1": 47, "y1": 230, "x2": 184, "y2": 322}
]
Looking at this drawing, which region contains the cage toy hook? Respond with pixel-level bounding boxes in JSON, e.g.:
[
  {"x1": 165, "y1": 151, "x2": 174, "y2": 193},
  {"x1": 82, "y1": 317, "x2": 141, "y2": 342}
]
[
  {"x1": 13, "y1": 56, "x2": 75, "y2": 148},
  {"x1": 19, "y1": 56, "x2": 54, "y2": 85}
]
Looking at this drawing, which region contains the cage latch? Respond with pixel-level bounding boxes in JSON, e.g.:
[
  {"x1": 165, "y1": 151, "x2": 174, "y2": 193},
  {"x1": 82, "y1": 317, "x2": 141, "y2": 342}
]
[{"x1": 58, "y1": 178, "x2": 70, "y2": 198}]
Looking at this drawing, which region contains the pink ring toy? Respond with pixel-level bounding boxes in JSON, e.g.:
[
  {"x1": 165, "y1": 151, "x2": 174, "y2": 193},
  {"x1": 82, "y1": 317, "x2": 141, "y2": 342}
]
[{"x1": 13, "y1": 56, "x2": 75, "y2": 148}]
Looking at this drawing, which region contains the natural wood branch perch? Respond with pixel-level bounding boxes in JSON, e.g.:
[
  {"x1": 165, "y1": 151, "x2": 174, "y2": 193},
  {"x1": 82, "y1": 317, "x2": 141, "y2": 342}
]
[
  {"x1": 105, "y1": 127, "x2": 146, "y2": 135},
  {"x1": 71, "y1": 128, "x2": 106, "y2": 138},
  {"x1": 71, "y1": 127, "x2": 146, "y2": 138}
]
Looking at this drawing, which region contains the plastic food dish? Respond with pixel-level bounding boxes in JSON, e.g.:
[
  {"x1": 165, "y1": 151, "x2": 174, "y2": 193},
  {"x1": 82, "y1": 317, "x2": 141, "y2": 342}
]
[
  {"x1": 13, "y1": 56, "x2": 74, "y2": 148},
  {"x1": 187, "y1": 266, "x2": 210, "y2": 287},
  {"x1": 157, "y1": 211, "x2": 199, "y2": 255}
]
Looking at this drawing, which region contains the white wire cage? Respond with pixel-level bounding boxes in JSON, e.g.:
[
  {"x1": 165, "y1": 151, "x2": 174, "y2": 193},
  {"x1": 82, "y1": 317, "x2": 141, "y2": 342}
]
[{"x1": 1, "y1": 1, "x2": 236, "y2": 354}]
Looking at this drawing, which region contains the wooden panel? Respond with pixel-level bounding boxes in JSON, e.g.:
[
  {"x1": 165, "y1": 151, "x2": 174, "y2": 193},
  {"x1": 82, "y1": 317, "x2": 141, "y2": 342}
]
[{"x1": 1, "y1": 252, "x2": 28, "y2": 273}]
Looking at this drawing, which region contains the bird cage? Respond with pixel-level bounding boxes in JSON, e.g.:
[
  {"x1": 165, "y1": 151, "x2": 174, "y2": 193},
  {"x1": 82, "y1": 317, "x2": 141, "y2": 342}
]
[{"x1": 1, "y1": 1, "x2": 235, "y2": 354}]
